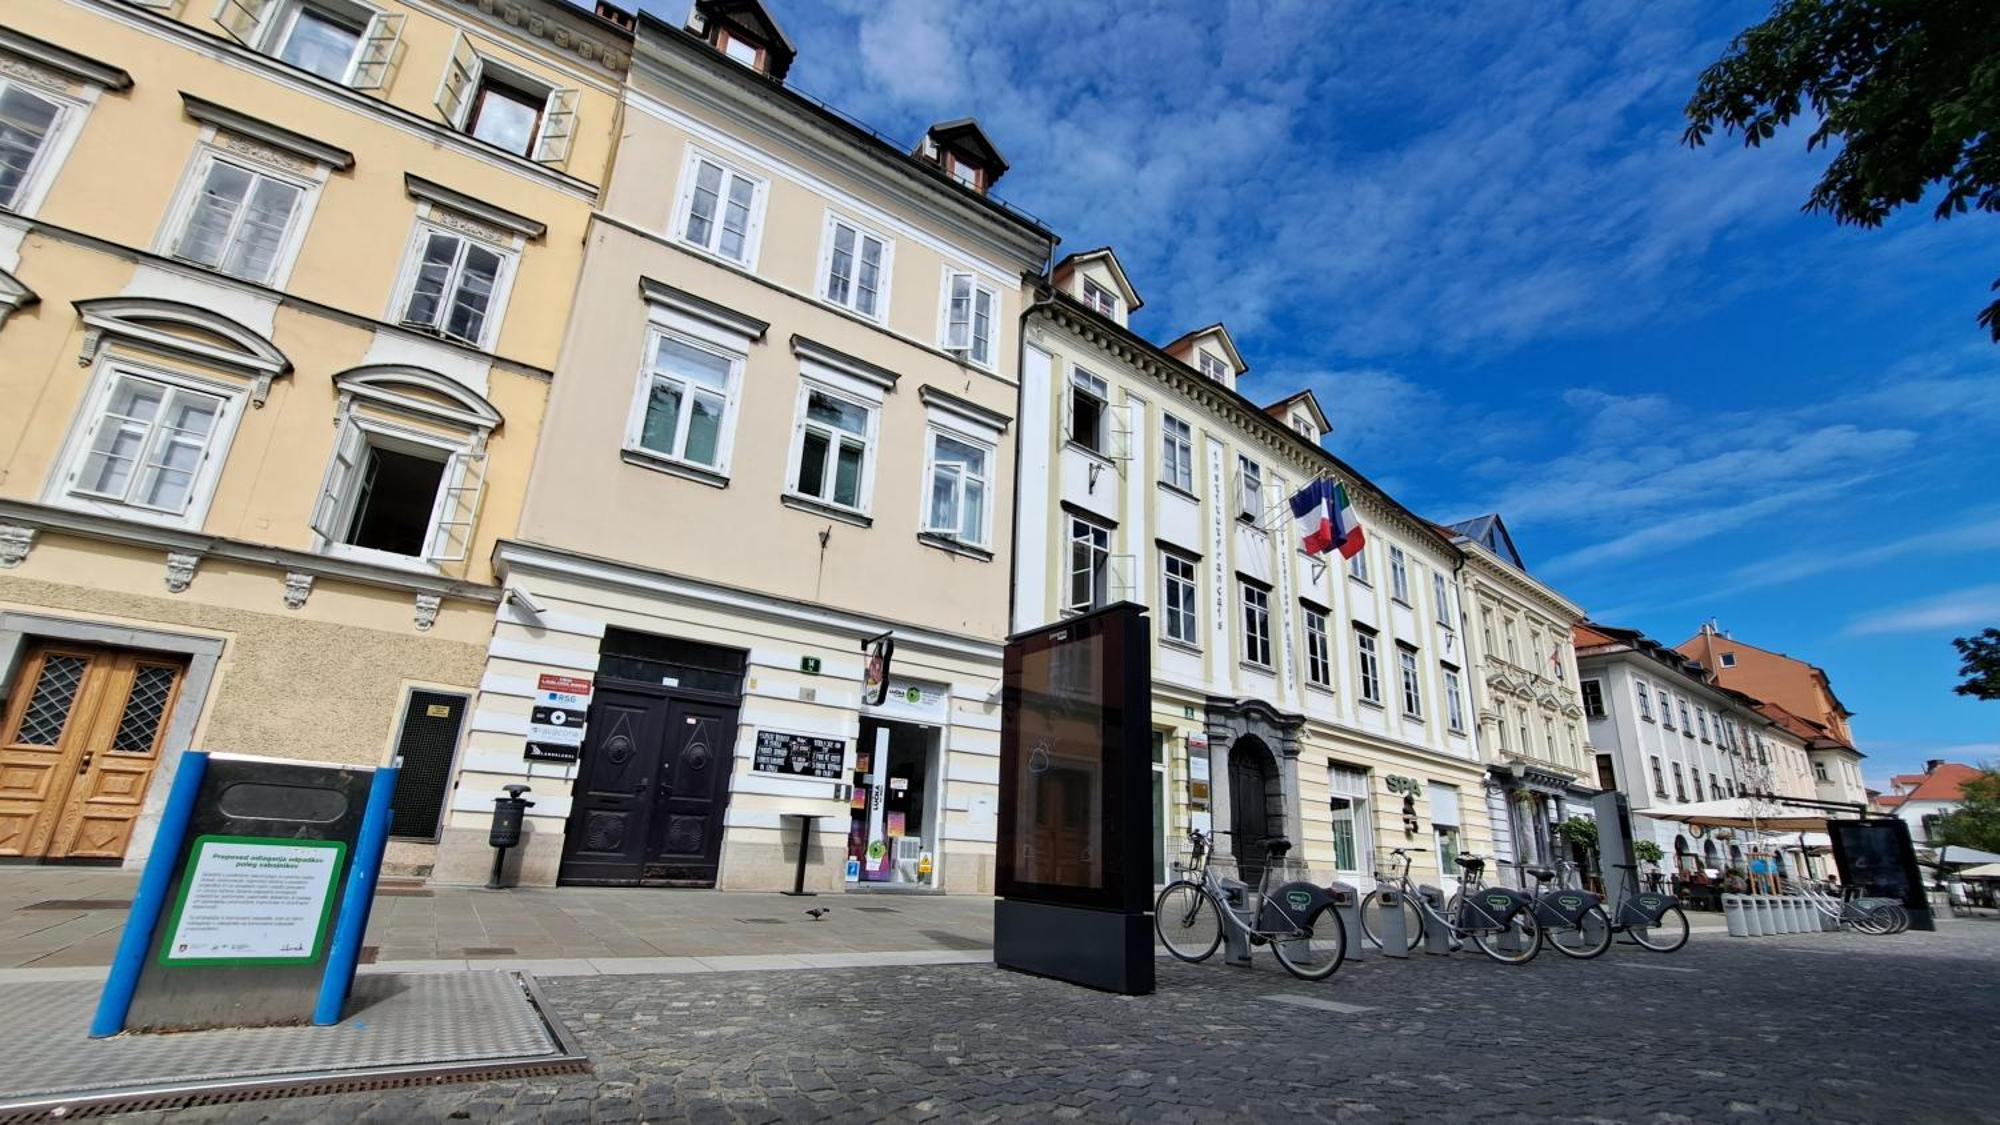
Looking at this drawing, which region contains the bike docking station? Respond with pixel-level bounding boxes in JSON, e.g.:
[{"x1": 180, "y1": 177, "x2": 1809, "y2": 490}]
[
  {"x1": 1325, "y1": 880, "x2": 1366, "y2": 962},
  {"x1": 994, "y1": 602, "x2": 1155, "y2": 995},
  {"x1": 0, "y1": 751, "x2": 589, "y2": 1121}
]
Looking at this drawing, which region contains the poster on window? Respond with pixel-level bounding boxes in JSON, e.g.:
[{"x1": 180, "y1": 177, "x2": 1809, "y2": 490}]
[{"x1": 752, "y1": 730, "x2": 845, "y2": 779}]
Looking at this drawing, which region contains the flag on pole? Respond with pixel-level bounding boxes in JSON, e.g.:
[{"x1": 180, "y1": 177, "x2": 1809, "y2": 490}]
[
  {"x1": 1288, "y1": 480, "x2": 1367, "y2": 559},
  {"x1": 1330, "y1": 482, "x2": 1366, "y2": 559}
]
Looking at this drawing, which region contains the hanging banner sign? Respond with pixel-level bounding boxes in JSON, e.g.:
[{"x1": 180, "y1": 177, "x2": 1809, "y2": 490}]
[
  {"x1": 861, "y1": 631, "x2": 895, "y2": 707},
  {"x1": 526, "y1": 673, "x2": 591, "y2": 763}
]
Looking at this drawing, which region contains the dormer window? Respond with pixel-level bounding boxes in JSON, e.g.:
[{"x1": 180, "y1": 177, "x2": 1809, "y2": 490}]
[
  {"x1": 945, "y1": 152, "x2": 983, "y2": 191},
  {"x1": 688, "y1": 0, "x2": 796, "y2": 80},
  {"x1": 1293, "y1": 416, "x2": 1317, "y2": 439},
  {"x1": 1082, "y1": 278, "x2": 1119, "y2": 318},
  {"x1": 717, "y1": 26, "x2": 764, "y2": 69},
  {"x1": 1198, "y1": 350, "x2": 1229, "y2": 381}
]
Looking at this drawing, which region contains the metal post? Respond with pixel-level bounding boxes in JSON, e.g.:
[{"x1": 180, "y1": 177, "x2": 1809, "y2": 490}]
[
  {"x1": 92, "y1": 751, "x2": 209, "y2": 1039},
  {"x1": 315, "y1": 764, "x2": 397, "y2": 1026},
  {"x1": 782, "y1": 813, "x2": 820, "y2": 897}
]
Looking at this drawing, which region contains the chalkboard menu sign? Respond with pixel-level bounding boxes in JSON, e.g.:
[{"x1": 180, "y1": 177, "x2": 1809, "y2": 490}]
[{"x1": 753, "y1": 730, "x2": 845, "y2": 779}]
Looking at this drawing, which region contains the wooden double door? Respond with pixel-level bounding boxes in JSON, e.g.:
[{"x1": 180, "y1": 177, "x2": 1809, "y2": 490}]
[
  {"x1": 0, "y1": 644, "x2": 187, "y2": 863},
  {"x1": 558, "y1": 681, "x2": 737, "y2": 887}
]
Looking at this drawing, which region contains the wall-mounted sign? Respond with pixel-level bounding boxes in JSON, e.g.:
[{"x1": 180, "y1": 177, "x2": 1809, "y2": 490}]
[
  {"x1": 862, "y1": 631, "x2": 895, "y2": 706},
  {"x1": 801, "y1": 656, "x2": 822, "y2": 675},
  {"x1": 1188, "y1": 746, "x2": 1212, "y2": 807},
  {"x1": 1385, "y1": 774, "x2": 1424, "y2": 796},
  {"x1": 526, "y1": 673, "x2": 591, "y2": 763},
  {"x1": 752, "y1": 730, "x2": 845, "y2": 779}
]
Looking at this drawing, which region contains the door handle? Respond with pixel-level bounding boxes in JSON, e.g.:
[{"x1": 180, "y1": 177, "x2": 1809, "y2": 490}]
[{"x1": 77, "y1": 752, "x2": 93, "y2": 774}]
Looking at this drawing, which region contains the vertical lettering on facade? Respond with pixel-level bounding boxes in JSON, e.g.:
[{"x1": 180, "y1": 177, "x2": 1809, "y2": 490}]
[
  {"x1": 1205, "y1": 438, "x2": 1229, "y2": 669},
  {"x1": 1273, "y1": 474, "x2": 1297, "y2": 697}
]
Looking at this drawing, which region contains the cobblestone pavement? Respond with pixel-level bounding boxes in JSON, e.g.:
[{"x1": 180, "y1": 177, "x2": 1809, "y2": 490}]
[{"x1": 110, "y1": 920, "x2": 2000, "y2": 1123}]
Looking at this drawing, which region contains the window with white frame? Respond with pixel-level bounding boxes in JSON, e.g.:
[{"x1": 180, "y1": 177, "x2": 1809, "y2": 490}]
[
  {"x1": 1697, "y1": 710, "x2": 1711, "y2": 743},
  {"x1": 1161, "y1": 552, "x2": 1198, "y2": 646},
  {"x1": 819, "y1": 214, "x2": 889, "y2": 320},
  {"x1": 922, "y1": 429, "x2": 991, "y2": 545},
  {"x1": 943, "y1": 270, "x2": 997, "y2": 368},
  {"x1": 1237, "y1": 456, "x2": 1263, "y2": 523},
  {"x1": 1241, "y1": 581, "x2": 1272, "y2": 667},
  {"x1": 1304, "y1": 606, "x2": 1331, "y2": 688},
  {"x1": 1197, "y1": 350, "x2": 1229, "y2": 382},
  {"x1": 1649, "y1": 756, "x2": 1666, "y2": 797},
  {"x1": 1720, "y1": 651, "x2": 1737, "y2": 667},
  {"x1": 1067, "y1": 516, "x2": 1110, "y2": 612},
  {"x1": 56, "y1": 367, "x2": 236, "y2": 523},
  {"x1": 674, "y1": 151, "x2": 765, "y2": 265},
  {"x1": 1347, "y1": 541, "x2": 1370, "y2": 583},
  {"x1": 1328, "y1": 765, "x2": 1372, "y2": 874},
  {"x1": 1677, "y1": 699, "x2": 1693, "y2": 735},
  {"x1": 1389, "y1": 545, "x2": 1410, "y2": 603},
  {"x1": 1432, "y1": 572, "x2": 1452, "y2": 627},
  {"x1": 1659, "y1": 691, "x2": 1674, "y2": 727},
  {"x1": 311, "y1": 368, "x2": 500, "y2": 565},
  {"x1": 1355, "y1": 626, "x2": 1382, "y2": 704},
  {"x1": 1081, "y1": 276, "x2": 1118, "y2": 318},
  {"x1": 1068, "y1": 367, "x2": 1108, "y2": 453},
  {"x1": 1428, "y1": 783, "x2": 1462, "y2": 875},
  {"x1": 1160, "y1": 413, "x2": 1193, "y2": 492},
  {"x1": 167, "y1": 152, "x2": 312, "y2": 285},
  {"x1": 1517, "y1": 707, "x2": 1533, "y2": 755},
  {"x1": 788, "y1": 385, "x2": 877, "y2": 514},
  {"x1": 1814, "y1": 760, "x2": 1829, "y2": 783},
  {"x1": 1581, "y1": 679, "x2": 1605, "y2": 718},
  {"x1": 627, "y1": 330, "x2": 740, "y2": 474},
  {"x1": 1397, "y1": 643, "x2": 1422, "y2": 718},
  {"x1": 1443, "y1": 666, "x2": 1465, "y2": 732},
  {"x1": 1711, "y1": 771, "x2": 1724, "y2": 799},
  {"x1": 1292, "y1": 415, "x2": 1316, "y2": 439},
  {"x1": 392, "y1": 223, "x2": 516, "y2": 348},
  {"x1": 435, "y1": 34, "x2": 577, "y2": 163},
  {"x1": 215, "y1": 0, "x2": 405, "y2": 88},
  {"x1": 1671, "y1": 763, "x2": 1688, "y2": 802},
  {"x1": 1503, "y1": 618, "x2": 1519, "y2": 664},
  {"x1": 1636, "y1": 678, "x2": 1654, "y2": 720},
  {"x1": 0, "y1": 78, "x2": 81, "y2": 215}
]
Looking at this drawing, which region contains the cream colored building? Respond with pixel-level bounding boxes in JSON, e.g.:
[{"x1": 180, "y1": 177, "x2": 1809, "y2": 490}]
[
  {"x1": 1014, "y1": 247, "x2": 1492, "y2": 893},
  {"x1": 1441, "y1": 515, "x2": 1593, "y2": 883},
  {"x1": 444, "y1": 4, "x2": 1055, "y2": 891},
  {"x1": 0, "y1": 0, "x2": 628, "y2": 873}
]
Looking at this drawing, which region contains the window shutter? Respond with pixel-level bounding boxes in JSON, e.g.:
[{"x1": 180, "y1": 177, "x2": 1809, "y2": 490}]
[
  {"x1": 214, "y1": 0, "x2": 274, "y2": 45},
  {"x1": 435, "y1": 31, "x2": 478, "y2": 126},
  {"x1": 427, "y1": 449, "x2": 488, "y2": 562},
  {"x1": 350, "y1": 12, "x2": 407, "y2": 91},
  {"x1": 311, "y1": 421, "x2": 363, "y2": 541},
  {"x1": 944, "y1": 273, "x2": 971, "y2": 350},
  {"x1": 1108, "y1": 553, "x2": 1137, "y2": 603},
  {"x1": 1107, "y1": 401, "x2": 1133, "y2": 462},
  {"x1": 532, "y1": 87, "x2": 580, "y2": 164},
  {"x1": 131, "y1": 0, "x2": 183, "y2": 10}
]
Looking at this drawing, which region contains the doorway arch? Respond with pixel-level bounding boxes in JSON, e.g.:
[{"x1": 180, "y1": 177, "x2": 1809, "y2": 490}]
[{"x1": 1227, "y1": 735, "x2": 1282, "y2": 885}]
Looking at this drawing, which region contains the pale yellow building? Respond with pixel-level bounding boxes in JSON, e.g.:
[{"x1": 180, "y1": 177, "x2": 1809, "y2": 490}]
[
  {"x1": 443, "y1": 4, "x2": 1056, "y2": 890},
  {"x1": 1014, "y1": 247, "x2": 1493, "y2": 893},
  {"x1": 0, "y1": 0, "x2": 628, "y2": 874}
]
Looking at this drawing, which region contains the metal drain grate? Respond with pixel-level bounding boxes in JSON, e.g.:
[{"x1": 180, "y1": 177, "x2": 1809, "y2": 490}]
[
  {"x1": 852, "y1": 906, "x2": 900, "y2": 914},
  {"x1": 460, "y1": 947, "x2": 518, "y2": 957},
  {"x1": 22, "y1": 900, "x2": 131, "y2": 911},
  {"x1": 733, "y1": 918, "x2": 784, "y2": 925}
]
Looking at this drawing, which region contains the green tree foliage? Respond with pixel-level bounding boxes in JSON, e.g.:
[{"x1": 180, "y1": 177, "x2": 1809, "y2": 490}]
[
  {"x1": 1953, "y1": 628, "x2": 2000, "y2": 700},
  {"x1": 1932, "y1": 768, "x2": 2000, "y2": 853},
  {"x1": 1683, "y1": 1, "x2": 2000, "y2": 339}
]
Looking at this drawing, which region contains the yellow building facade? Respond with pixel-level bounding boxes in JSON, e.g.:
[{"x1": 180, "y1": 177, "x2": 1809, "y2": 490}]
[{"x1": 0, "y1": 0, "x2": 628, "y2": 874}]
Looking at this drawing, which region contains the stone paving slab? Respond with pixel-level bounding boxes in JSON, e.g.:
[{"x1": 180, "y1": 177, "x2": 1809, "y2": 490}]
[
  {"x1": 0, "y1": 972, "x2": 559, "y2": 1107},
  {"x1": 101, "y1": 920, "x2": 2000, "y2": 1123}
]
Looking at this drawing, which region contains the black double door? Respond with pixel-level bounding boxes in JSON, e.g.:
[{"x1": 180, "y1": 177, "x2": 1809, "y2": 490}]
[
  {"x1": 1229, "y1": 748, "x2": 1274, "y2": 886},
  {"x1": 559, "y1": 681, "x2": 737, "y2": 887}
]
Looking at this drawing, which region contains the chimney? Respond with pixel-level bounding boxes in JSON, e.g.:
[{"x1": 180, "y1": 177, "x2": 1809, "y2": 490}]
[
  {"x1": 1926, "y1": 759, "x2": 1943, "y2": 774},
  {"x1": 593, "y1": 1, "x2": 636, "y2": 31}
]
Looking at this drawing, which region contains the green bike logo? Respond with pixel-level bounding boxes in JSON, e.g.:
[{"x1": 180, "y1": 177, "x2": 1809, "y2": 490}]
[
  {"x1": 1286, "y1": 890, "x2": 1312, "y2": 910},
  {"x1": 1557, "y1": 895, "x2": 1582, "y2": 910},
  {"x1": 1484, "y1": 894, "x2": 1511, "y2": 910}
]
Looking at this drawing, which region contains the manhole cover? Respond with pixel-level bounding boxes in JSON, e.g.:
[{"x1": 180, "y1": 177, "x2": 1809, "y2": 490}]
[
  {"x1": 852, "y1": 906, "x2": 899, "y2": 914},
  {"x1": 461, "y1": 947, "x2": 518, "y2": 957},
  {"x1": 733, "y1": 918, "x2": 784, "y2": 925},
  {"x1": 22, "y1": 900, "x2": 131, "y2": 911}
]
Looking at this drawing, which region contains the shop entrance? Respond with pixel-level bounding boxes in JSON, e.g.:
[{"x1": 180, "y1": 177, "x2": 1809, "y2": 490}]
[
  {"x1": 0, "y1": 644, "x2": 186, "y2": 863},
  {"x1": 848, "y1": 717, "x2": 941, "y2": 891}
]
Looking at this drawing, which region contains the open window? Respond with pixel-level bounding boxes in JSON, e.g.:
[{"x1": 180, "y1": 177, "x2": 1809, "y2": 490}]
[
  {"x1": 217, "y1": 0, "x2": 405, "y2": 89},
  {"x1": 312, "y1": 366, "x2": 501, "y2": 566},
  {"x1": 941, "y1": 269, "x2": 997, "y2": 369},
  {"x1": 435, "y1": 33, "x2": 577, "y2": 164}
]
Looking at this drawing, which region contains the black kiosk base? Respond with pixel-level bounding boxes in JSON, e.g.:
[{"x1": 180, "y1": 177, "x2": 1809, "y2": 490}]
[{"x1": 995, "y1": 899, "x2": 1154, "y2": 995}]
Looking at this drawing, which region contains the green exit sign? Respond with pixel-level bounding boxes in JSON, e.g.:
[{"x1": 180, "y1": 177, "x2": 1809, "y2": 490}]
[{"x1": 800, "y1": 656, "x2": 822, "y2": 675}]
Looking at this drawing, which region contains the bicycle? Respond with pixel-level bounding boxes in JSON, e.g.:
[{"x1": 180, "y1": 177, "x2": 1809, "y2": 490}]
[
  {"x1": 1524, "y1": 861, "x2": 1613, "y2": 959},
  {"x1": 1358, "y1": 848, "x2": 1542, "y2": 965},
  {"x1": 1607, "y1": 863, "x2": 1690, "y2": 952},
  {"x1": 1798, "y1": 881, "x2": 1907, "y2": 934},
  {"x1": 1155, "y1": 830, "x2": 1347, "y2": 981}
]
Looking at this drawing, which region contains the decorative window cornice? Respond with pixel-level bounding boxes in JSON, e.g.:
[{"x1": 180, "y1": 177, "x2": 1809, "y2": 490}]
[
  {"x1": 180, "y1": 93, "x2": 356, "y2": 171},
  {"x1": 791, "y1": 334, "x2": 898, "y2": 393},
  {"x1": 73, "y1": 297, "x2": 292, "y2": 405},
  {"x1": 0, "y1": 268, "x2": 38, "y2": 323},
  {"x1": 638, "y1": 276, "x2": 767, "y2": 342},
  {"x1": 333, "y1": 364, "x2": 504, "y2": 444},
  {"x1": 919, "y1": 384, "x2": 1010, "y2": 436},
  {"x1": 0, "y1": 26, "x2": 132, "y2": 91},
  {"x1": 405, "y1": 174, "x2": 547, "y2": 239}
]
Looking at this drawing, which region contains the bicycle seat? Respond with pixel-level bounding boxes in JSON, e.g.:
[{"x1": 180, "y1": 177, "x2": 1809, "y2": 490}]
[
  {"x1": 1525, "y1": 865, "x2": 1555, "y2": 882},
  {"x1": 1456, "y1": 854, "x2": 1485, "y2": 873},
  {"x1": 1263, "y1": 838, "x2": 1293, "y2": 858}
]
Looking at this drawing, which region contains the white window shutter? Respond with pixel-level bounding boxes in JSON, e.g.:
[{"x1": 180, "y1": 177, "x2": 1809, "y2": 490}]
[
  {"x1": 1109, "y1": 554, "x2": 1137, "y2": 603},
  {"x1": 944, "y1": 273, "x2": 971, "y2": 350},
  {"x1": 435, "y1": 31, "x2": 478, "y2": 126},
  {"x1": 532, "y1": 88, "x2": 579, "y2": 164},
  {"x1": 311, "y1": 422, "x2": 363, "y2": 541},
  {"x1": 132, "y1": 0, "x2": 183, "y2": 10},
  {"x1": 1108, "y1": 402, "x2": 1133, "y2": 462},
  {"x1": 215, "y1": 0, "x2": 274, "y2": 46},
  {"x1": 427, "y1": 449, "x2": 488, "y2": 562},
  {"x1": 350, "y1": 13, "x2": 406, "y2": 91}
]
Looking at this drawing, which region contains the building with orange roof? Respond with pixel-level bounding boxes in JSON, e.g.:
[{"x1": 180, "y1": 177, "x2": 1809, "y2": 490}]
[
  {"x1": 1883, "y1": 761, "x2": 1985, "y2": 847},
  {"x1": 1676, "y1": 625, "x2": 1855, "y2": 746}
]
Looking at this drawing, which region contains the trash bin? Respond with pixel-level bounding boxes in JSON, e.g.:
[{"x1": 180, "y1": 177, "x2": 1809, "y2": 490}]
[
  {"x1": 1723, "y1": 894, "x2": 1748, "y2": 937},
  {"x1": 487, "y1": 785, "x2": 534, "y2": 889}
]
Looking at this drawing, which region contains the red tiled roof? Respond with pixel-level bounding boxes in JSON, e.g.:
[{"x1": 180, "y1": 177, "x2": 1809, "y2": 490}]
[
  {"x1": 1573, "y1": 623, "x2": 1619, "y2": 648},
  {"x1": 1898, "y1": 763, "x2": 1983, "y2": 804},
  {"x1": 1877, "y1": 795, "x2": 1906, "y2": 809},
  {"x1": 1755, "y1": 701, "x2": 1829, "y2": 743}
]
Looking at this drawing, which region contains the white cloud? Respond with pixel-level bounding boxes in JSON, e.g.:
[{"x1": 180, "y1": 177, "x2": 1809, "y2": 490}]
[{"x1": 1845, "y1": 584, "x2": 2000, "y2": 636}]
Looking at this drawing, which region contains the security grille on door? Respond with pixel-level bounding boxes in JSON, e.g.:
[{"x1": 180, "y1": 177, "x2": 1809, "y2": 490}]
[{"x1": 388, "y1": 689, "x2": 467, "y2": 840}]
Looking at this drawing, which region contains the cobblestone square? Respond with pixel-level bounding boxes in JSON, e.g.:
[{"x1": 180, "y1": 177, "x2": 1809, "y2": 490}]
[{"x1": 119, "y1": 921, "x2": 2000, "y2": 1123}]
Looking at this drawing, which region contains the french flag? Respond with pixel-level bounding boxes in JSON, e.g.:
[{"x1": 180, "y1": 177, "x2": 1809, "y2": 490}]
[{"x1": 1289, "y1": 479, "x2": 1366, "y2": 559}]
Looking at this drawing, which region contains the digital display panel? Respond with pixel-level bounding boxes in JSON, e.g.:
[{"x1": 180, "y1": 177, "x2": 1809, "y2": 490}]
[{"x1": 1828, "y1": 818, "x2": 1930, "y2": 914}]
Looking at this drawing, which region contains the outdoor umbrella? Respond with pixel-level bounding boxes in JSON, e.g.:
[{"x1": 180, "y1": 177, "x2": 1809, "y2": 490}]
[
  {"x1": 1637, "y1": 798, "x2": 1829, "y2": 832},
  {"x1": 1957, "y1": 863, "x2": 2000, "y2": 879}
]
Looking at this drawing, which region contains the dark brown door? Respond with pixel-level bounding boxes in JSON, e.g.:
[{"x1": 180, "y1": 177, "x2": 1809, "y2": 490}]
[
  {"x1": 643, "y1": 701, "x2": 736, "y2": 886},
  {"x1": 558, "y1": 686, "x2": 669, "y2": 886},
  {"x1": 1229, "y1": 745, "x2": 1274, "y2": 887}
]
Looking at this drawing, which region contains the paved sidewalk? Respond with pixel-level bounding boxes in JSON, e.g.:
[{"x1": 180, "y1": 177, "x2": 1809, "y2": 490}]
[{"x1": 0, "y1": 867, "x2": 993, "y2": 973}]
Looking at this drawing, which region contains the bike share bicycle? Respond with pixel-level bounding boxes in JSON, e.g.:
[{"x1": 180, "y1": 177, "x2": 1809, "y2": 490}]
[
  {"x1": 1522, "y1": 861, "x2": 1614, "y2": 959},
  {"x1": 1604, "y1": 862, "x2": 1690, "y2": 951},
  {"x1": 1155, "y1": 829, "x2": 1347, "y2": 981},
  {"x1": 1799, "y1": 880, "x2": 1910, "y2": 934},
  {"x1": 1357, "y1": 847, "x2": 1543, "y2": 965}
]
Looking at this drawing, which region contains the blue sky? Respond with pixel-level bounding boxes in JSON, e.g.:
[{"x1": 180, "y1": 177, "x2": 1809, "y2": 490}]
[{"x1": 643, "y1": 1, "x2": 2000, "y2": 784}]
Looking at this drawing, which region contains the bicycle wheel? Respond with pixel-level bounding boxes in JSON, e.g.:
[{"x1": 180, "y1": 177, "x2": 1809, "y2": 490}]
[
  {"x1": 1882, "y1": 903, "x2": 1911, "y2": 933},
  {"x1": 1630, "y1": 904, "x2": 1691, "y2": 952},
  {"x1": 1546, "y1": 904, "x2": 1614, "y2": 960},
  {"x1": 1866, "y1": 903, "x2": 1909, "y2": 934},
  {"x1": 1155, "y1": 882, "x2": 1223, "y2": 962},
  {"x1": 1471, "y1": 907, "x2": 1542, "y2": 965},
  {"x1": 1847, "y1": 904, "x2": 1887, "y2": 934},
  {"x1": 1359, "y1": 888, "x2": 1424, "y2": 953},
  {"x1": 1271, "y1": 904, "x2": 1346, "y2": 981}
]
